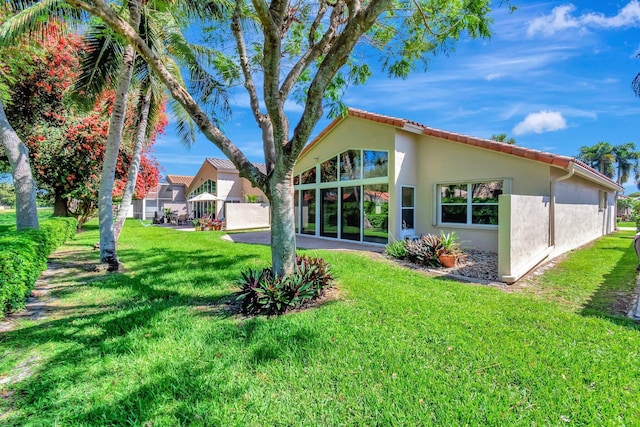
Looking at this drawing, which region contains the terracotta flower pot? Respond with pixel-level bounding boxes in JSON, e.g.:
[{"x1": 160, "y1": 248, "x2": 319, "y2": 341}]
[{"x1": 438, "y1": 254, "x2": 456, "y2": 268}]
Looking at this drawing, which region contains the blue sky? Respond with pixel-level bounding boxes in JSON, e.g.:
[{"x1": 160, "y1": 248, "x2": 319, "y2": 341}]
[{"x1": 153, "y1": 0, "x2": 640, "y2": 193}]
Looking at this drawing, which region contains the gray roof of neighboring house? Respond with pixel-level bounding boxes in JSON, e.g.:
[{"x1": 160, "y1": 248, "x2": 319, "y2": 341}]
[
  {"x1": 206, "y1": 158, "x2": 266, "y2": 174},
  {"x1": 166, "y1": 175, "x2": 194, "y2": 187}
]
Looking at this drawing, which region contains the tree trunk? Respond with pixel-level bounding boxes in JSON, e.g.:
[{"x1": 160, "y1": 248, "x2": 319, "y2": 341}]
[
  {"x1": 98, "y1": 42, "x2": 136, "y2": 271},
  {"x1": 53, "y1": 190, "x2": 69, "y2": 217},
  {"x1": 113, "y1": 85, "x2": 152, "y2": 242},
  {"x1": 0, "y1": 100, "x2": 39, "y2": 230},
  {"x1": 268, "y1": 170, "x2": 297, "y2": 277}
]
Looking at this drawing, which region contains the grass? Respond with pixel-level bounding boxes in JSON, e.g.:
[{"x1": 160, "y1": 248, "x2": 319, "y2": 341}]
[
  {"x1": 617, "y1": 221, "x2": 635, "y2": 228},
  {"x1": 0, "y1": 208, "x2": 53, "y2": 233},
  {"x1": 1, "y1": 219, "x2": 639, "y2": 425}
]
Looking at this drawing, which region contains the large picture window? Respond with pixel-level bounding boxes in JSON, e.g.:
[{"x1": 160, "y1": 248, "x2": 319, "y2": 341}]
[
  {"x1": 294, "y1": 149, "x2": 389, "y2": 244},
  {"x1": 440, "y1": 181, "x2": 502, "y2": 225}
]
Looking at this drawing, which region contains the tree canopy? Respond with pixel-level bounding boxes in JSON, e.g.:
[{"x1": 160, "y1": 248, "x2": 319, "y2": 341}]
[{"x1": 577, "y1": 141, "x2": 639, "y2": 189}]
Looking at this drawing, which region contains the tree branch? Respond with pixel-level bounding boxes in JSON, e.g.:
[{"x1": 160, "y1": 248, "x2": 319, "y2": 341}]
[
  {"x1": 287, "y1": 0, "x2": 392, "y2": 167},
  {"x1": 67, "y1": 0, "x2": 267, "y2": 189},
  {"x1": 279, "y1": 0, "x2": 344, "y2": 100},
  {"x1": 252, "y1": 0, "x2": 288, "y2": 168},
  {"x1": 232, "y1": 1, "x2": 276, "y2": 175},
  {"x1": 232, "y1": 3, "x2": 263, "y2": 125}
]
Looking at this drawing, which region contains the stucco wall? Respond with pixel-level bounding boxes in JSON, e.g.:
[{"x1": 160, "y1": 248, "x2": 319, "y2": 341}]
[
  {"x1": 242, "y1": 179, "x2": 266, "y2": 201},
  {"x1": 498, "y1": 195, "x2": 550, "y2": 282},
  {"x1": 393, "y1": 130, "x2": 419, "y2": 239},
  {"x1": 553, "y1": 175, "x2": 615, "y2": 256},
  {"x1": 415, "y1": 136, "x2": 551, "y2": 252},
  {"x1": 225, "y1": 203, "x2": 270, "y2": 230}
]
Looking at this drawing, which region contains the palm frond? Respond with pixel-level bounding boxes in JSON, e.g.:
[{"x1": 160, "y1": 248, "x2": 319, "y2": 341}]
[
  {"x1": 0, "y1": 0, "x2": 83, "y2": 48},
  {"x1": 71, "y1": 21, "x2": 125, "y2": 109}
]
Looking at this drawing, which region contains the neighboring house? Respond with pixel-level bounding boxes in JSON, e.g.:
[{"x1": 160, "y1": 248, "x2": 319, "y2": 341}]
[
  {"x1": 187, "y1": 158, "x2": 269, "y2": 230},
  {"x1": 293, "y1": 108, "x2": 622, "y2": 283},
  {"x1": 133, "y1": 174, "x2": 193, "y2": 220}
]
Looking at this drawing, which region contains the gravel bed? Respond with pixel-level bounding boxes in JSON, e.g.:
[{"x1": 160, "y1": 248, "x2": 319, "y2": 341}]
[
  {"x1": 440, "y1": 249, "x2": 499, "y2": 282},
  {"x1": 390, "y1": 249, "x2": 500, "y2": 283}
]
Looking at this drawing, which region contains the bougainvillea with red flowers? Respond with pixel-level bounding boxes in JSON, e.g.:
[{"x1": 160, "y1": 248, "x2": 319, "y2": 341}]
[{"x1": 2, "y1": 22, "x2": 163, "y2": 222}]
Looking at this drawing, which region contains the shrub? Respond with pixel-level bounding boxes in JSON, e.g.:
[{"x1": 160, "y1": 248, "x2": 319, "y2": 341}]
[
  {"x1": 237, "y1": 255, "x2": 334, "y2": 315},
  {"x1": 406, "y1": 234, "x2": 442, "y2": 267},
  {"x1": 0, "y1": 217, "x2": 77, "y2": 317},
  {"x1": 386, "y1": 232, "x2": 464, "y2": 268},
  {"x1": 385, "y1": 239, "x2": 408, "y2": 259}
]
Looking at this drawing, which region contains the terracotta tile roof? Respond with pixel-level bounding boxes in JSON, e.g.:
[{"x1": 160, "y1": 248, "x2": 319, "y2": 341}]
[
  {"x1": 302, "y1": 108, "x2": 621, "y2": 190},
  {"x1": 206, "y1": 158, "x2": 266, "y2": 174},
  {"x1": 166, "y1": 175, "x2": 194, "y2": 187}
]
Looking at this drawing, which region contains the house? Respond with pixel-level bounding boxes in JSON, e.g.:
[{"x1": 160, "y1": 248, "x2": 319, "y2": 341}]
[
  {"x1": 186, "y1": 158, "x2": 269, "y2": 230},
  {"x1": 293, "y1": 108, "x2": 622, "y2": 283},
  {"x1": 135, "y1": 160, "x2": 270, "y2": 229},
  {"x1": 133, "y1": 174, "x2": 193, "y2": 220}
]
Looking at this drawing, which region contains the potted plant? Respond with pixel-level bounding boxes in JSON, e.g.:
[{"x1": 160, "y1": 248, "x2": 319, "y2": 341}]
[
  {"x1": 212, "y1": 219, "x2": 223, "y2": 230},
  {"x1": 437, "y1": 231, "x2": 462, "y2": 268},
  {"x1": 192, "y1": 218, "x2": 200, "y2": 231}
]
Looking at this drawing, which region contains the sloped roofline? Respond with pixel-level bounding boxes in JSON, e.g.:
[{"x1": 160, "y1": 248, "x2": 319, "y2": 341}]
[
  {"x1": 166, "y1": 175, "x2": 194, "y2": 187},
  {"x1": 187, "y1": 158, "x2": 267, "y2": 194},
  {"x1": 300, "y1": 108, "x2": 622, "y2": 192}
]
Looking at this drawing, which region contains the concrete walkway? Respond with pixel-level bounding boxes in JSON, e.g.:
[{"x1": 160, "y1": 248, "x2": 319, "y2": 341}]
[{"x1": 222, "y1": 230, "x2": 384, "y2": 253}]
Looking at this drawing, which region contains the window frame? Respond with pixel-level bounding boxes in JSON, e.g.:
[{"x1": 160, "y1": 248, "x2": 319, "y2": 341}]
[
  {"x1": 437, "y1": 180, "x2": 504, "y2": 228},
  {"x1": 401, "y1": 185, "x2": 416, "y2": 232}
]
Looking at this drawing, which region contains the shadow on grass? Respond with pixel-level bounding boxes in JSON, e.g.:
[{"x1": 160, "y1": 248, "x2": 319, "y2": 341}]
[
  {"x1": 0, "y1": 241, "x2": 323, "y2": 425},
  {"x1": 579, "y1": 232, "x2": 640, "y2": 328}
]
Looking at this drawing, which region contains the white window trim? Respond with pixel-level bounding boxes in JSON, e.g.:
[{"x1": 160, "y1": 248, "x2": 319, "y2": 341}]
[
  {"x1": 435, "y1": 179, "x2": 510, "y2": 229},
  {"x1": 401, "y1": 185, "x2": 416, "y2": 236}
]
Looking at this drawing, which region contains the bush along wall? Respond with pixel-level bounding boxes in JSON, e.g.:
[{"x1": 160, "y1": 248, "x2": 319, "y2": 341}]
[{"x1": 0, "y1": 217, "x2": 77, "y2": 318}]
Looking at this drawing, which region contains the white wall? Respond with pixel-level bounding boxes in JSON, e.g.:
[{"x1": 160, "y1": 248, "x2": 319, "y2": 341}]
[
  {"x1": 225, "y1": 203, "x2": 270, "y2": 230},
  {"x1": 393, "y1": 130, "x2": 418, "y2": 239},
  {"x1": 553, "y1": 175, "x2": 615, "y2": 256},
  {"x1": 498, "y1": 195, "x2": 550, "y2": 282}
]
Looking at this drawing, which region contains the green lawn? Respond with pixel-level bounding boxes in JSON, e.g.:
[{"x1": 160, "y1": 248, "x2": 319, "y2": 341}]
[
  {"x1": 1, "y1": 219, "x2": 639, "y2": 425},
  {"x1": 0, "y1": 208, "x2": 53, "y2": 233},
  {"x1": 618, "y1": 221, "x2": 636, "y2": 228}
]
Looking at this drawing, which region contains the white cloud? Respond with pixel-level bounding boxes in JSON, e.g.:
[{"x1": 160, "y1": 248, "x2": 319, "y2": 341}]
[
  {"x1": 512, "y1": 111, "x2": 567, "y2": 135},
  {"x1": 485, "y1": 73, "x2": 502, "y2": 81},
  {"x1": 527, "y1": 1, "x2": 640, "y2": 37},
  {"x1": 527, "y1": 5, "x2": 581, "y2": 37}
]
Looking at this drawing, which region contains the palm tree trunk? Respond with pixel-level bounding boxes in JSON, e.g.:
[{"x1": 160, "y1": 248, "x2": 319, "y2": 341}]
[
  {"x1": 98, "y1": 2, "x2": 141, "y2": 271},
  {"x1": 0, "y1": 100, "x2": 38, "y2": 230},
  {"x1": 98, "y1": 43, "x2": 136, "y2": 270},
  {"x1": 113, "y1": 84, "x2": 152, "y2": 241}
]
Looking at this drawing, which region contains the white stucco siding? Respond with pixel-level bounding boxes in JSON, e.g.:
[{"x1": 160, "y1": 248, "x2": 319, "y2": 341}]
[
  {"x1": 217, "y1": 172, "x2": 243, "y2": 199},
  {"x1": 393, "y1": 130, "x2": 419, "y2": 239},
  {"x1": 553, "y1": 175, "x2": 615, "y2": 256},
  {"x1": 225, "y1": 203, "x2": 270, "y2": 230},
  {"x1": 498, "y1": 195, "x2": 550, "y2": 282}
]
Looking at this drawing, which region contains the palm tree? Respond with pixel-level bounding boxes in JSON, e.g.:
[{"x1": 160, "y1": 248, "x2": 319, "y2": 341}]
[
  {"x1": 612, "y1": 143, "x2": 639, "y2": 186},
  {"x1": 0, "y1": 100, "x2": 39, "y2": 230},
  {"x1": 1, "y1": 0, "x2": 227, "y2": 269},
  {"x1": 74, "y1": 2, "x2": 229, "y2": 243},
  {"x1": 577, "y1": 142, "x2": 616, "y2": 179},
  {"x1": 490, "y1": 133, "x2": 516, "y2": 145}
]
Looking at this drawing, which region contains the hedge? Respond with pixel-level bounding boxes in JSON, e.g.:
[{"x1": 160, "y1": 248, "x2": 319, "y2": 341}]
[{"x1": 0, "y1": 217, "x2": 77, "y2": 318}]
